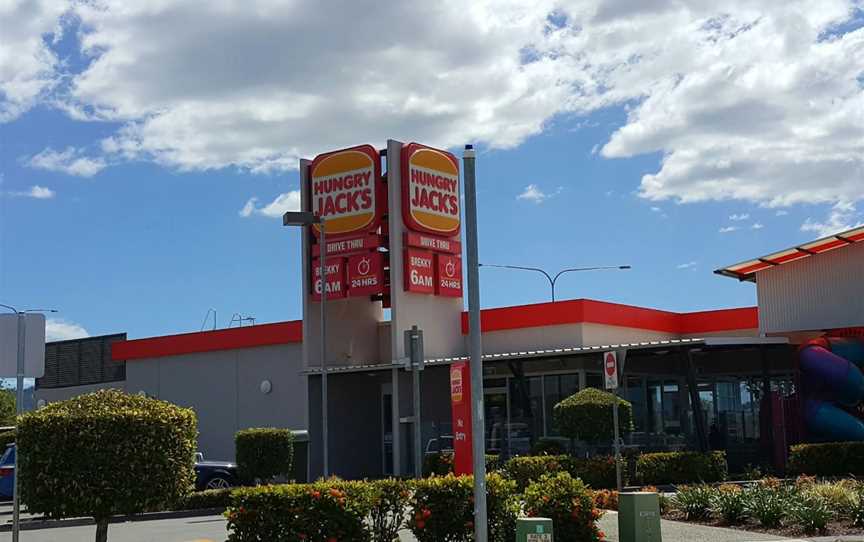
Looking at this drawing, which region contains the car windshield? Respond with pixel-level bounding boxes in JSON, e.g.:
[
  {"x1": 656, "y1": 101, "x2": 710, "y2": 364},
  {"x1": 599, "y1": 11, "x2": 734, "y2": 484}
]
[{"x1": 0, "y1": 445, "x2": 15, "y2": 466}]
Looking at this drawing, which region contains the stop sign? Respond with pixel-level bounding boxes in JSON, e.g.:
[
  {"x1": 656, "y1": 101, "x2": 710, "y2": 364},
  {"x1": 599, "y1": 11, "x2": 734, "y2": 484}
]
[
  {"x1": 605, "y1": 352, "x2": 616, "y2": 375},
  {"x1": 604, "y1": 351, "x2": 618, "y2": 390}
]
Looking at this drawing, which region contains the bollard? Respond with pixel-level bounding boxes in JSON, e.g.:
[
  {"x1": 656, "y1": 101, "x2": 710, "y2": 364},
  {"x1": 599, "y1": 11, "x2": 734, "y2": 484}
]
[
  {"x1": 516, "y1": 517, "x2": 553, "y2": 541},
  {"x1": 618, "y1": 492, "x2": 662, "y2": 542}
]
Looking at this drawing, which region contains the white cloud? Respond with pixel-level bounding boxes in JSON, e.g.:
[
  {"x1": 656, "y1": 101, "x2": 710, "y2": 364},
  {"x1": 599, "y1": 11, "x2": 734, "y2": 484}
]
[
  {"x1": 801, "y1": 202, "x2": 862, "y2": 237},
  {"x1": 677, "y1": 261, "x2": 698, "y2": 269},
  {"x1": 776, "y1": 210, "x2": 789, "y2": 216},
  {"x1": 517, "y1": 184, "x2": 558, "y2": 204},
  {"x1": 729, "y1": 213, "x2": 750, "y2": 221},
  {"x1": 751, "y1": 222, "x2": 764, "y2": 230},
  {"x1": 5, "y1": 185, "x2": 55, "y2": 199},
  {"x1": 28, "y1": 147, "x2": 106, "y2": 177},
  {"x1": 0, "y1": 0, "x2": 67, "y2": 121},
  {"x1": 719, "y1": 226, "x2": 739, "y2": 233},
  {"x1": 45, "y1": 318, "x2": 89, "y2": 342},
  {"x1": 0, "y1": 0, "x2": 861, "y2": 227},
  {"x1": 650, "y1": 206, "x2": 662, "y2": 212},
  {"x1": 239, "y1": 191, "x2": 301, "y2": 219}
]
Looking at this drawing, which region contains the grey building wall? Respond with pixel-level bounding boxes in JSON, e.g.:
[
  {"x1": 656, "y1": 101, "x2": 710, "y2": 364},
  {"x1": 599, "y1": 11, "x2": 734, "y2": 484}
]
[
  {"x1": 757, "y1": 241, "x2": 864, "y2": 333},
  {"x1": 126, "y1": 343, "x2": 306, "y2": 461},
  {"x1": 35, "y1": 381, "x2": 126, "y2": 404}
]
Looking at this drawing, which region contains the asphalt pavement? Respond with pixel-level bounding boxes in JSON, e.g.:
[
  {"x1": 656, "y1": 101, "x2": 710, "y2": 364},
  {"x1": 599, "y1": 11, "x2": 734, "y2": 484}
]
[{"x1": 0, "y1": 515, "x2": 229, "y2": 542}]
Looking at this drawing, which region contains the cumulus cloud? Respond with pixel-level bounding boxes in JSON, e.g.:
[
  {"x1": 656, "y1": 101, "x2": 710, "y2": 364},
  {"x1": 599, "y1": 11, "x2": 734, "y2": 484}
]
[
  {"x1": 0, "y1": 0, "x2": 67, "y2": 121},
  {"x1": 776, "y1": 210, "x2": 789, "y2": 216},
  {"x1": 729, "y1": 213, "x2": 750, "y2": 221},
  {"x1": 677, "y1": 261, "x2": 698, "y2": 270},
  {"x1": 45, "y1": 318, "x2": 89, "y2": 342},
  {"x1": 28, "y1": 147, "x2": 106, "y2": 177},
  {"x1": 239, "y1": 191, "x2": 301, "y2": 218},
  {"x1": 719, "y1": 225, "x2": 739, "y2": 233},
  {"x1": 751, "y1": 222, "x2": 764, "y2": 230},
  {"x1": 801, "y1": 202, "x2": 863, "y2": 237},
  {"x1": 517, "y1": 184, "x2": 552, "y2": 204},
  {"x1": 2, "y1": 0, "x2": 862, "y2": 228},
  {"x1": 5, "y1": 185, "x2": 55, "y2": 199}
]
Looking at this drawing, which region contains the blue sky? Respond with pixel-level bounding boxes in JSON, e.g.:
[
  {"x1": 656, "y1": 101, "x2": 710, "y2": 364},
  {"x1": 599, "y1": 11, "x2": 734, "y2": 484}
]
[{"x1": 1, "y1": 1, "x2": 862, "y2": 341}]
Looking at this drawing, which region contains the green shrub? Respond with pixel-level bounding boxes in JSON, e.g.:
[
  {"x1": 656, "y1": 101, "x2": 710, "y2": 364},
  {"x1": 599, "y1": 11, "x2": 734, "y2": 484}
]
[
  {"x1": 851, "y1": 485, "x2": 864, "y2": 527},
  {"x1": 553, "y1": 388, "x2": 633, "y2": 443},
  {"x1": 179, "y1": 489, "x2": 232, "y2": 511},
  {"x1": 712, "y1": 484, "x2": 747, "y2": 525},
  {"x1": 235, "y1": 428, "x2": 294, "y2": 484},
  {"x1": 803, "y1": 481, "x2": 856, "y2": 518},
  {"x1": 368, "y1": 478, "x2": 411, "y2": 542},
  {"x1": 524, "y1": 472, "x2": 604, "y2": 542},
  {"x1": 504, "y1": 454, "x2": 620, "y2": 491},
  {"x1": 593, "y1": 489, "x2": 619, "y2": 510},
  {"x1": 531, "y1": 438, "x2": 566, "y2": 455},
  {"x1": 17, "y1": 389, "x2": 197, "y2": 542},
  {"x1": 0, "y1": 388, "x2": 15, "y2": 426},
  {"x1": 227, "y1": 480, "x2": 374, "y2": 542},
  {"x1": 671, "y1": 485, "x2": 715, "y2": 521},
  {"x1": 745, "y1": 480, "x2": 788, "y2": 528},
  {"x1": 409, "y1": 473, "x2": 518, "y2": 542},
  {"x1": 788, "y1": 442, "x2": 864, "y2": 477},
  {"x1": 790, "y1": 495, "x2": 832, "y2": 535},
  {"x1": 637, "y1": 451, "x2": 727, "y2": 485},
  {"x1": 423, "y1": 452, "x2": 502, "y2": 477},
  {"x1": 0, "y1": 429, "x2": 15, "y2": 450}
]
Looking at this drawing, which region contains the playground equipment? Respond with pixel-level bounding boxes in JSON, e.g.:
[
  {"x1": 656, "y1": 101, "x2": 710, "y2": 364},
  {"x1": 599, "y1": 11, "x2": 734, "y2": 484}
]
[{"x1": 799, "y1": 337, "x2": 864, "y2": 441}]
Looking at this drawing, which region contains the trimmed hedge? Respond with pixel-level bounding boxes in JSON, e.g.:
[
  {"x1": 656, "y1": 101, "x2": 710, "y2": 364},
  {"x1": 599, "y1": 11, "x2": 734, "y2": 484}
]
[
  {"x1": 179, "y1": 488, "x2": 232, "y2": 511},
  {"x1": 504, "y1": 454, "x2": 620, "y2": 491},
  {"x1": 524, "y1": 472, "x2": 605, "y2": 542},
  {"x1": 235, "y1": 427, "x2": 294, "y2": 484},
  {"x1": 637, "y1": 451, "x2": 727, "y2": 485},
  {"x1": 17, "y1": 390, "x2": 197, "y2": 541},
  {"x1": 553, "y1": 388, "x2": 633, "y2": 443},
  {"x1": 409, "y1": 473, "x2": 518, "y2": 542},
  {"x1": 788, "y1": 442, "x2": 864, "y2": 477}
]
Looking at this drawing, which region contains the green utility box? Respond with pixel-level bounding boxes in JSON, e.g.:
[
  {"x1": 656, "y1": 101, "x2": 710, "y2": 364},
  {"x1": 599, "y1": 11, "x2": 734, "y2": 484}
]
[
  {"x1": 516, "y1": 517, "x2": 553, "y2": 541},
  {"x1": 618, "y1": 492, "x2": 662, "y2": 542}
]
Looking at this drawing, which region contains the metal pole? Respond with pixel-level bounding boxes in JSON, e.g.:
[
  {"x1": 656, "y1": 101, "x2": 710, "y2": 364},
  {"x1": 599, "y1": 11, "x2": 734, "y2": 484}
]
[
  {"x1": 320, "y1": 221, "x2": 328, "y2": 478},
  {"x1": 464, "y1": 144, "x2": 487, "y2": 542},
  {"x1": 13, "y1": 312, "x2": 25, "y2": 542},
  {"x1": 410, "y1": 326, "x2": 423, "y2": 478},
  {"x1": 612, "y1": 392, "x2": 622, "y2": 491},
  {"x1": 391, "y1": 366, "x2": 401, "y2": 476}
]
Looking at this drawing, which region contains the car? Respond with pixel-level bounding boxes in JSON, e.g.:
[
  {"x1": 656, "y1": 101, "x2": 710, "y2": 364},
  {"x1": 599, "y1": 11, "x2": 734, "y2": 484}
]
[
  {"x1": 424, "y1": 435, "x2": 454, "y2": 455},
  {"x1": 194, "y1": 452, "x2": 239, "y2": 491},
  {"x1": 0, "y1": 444, "x2": 14, "y2": 499}
]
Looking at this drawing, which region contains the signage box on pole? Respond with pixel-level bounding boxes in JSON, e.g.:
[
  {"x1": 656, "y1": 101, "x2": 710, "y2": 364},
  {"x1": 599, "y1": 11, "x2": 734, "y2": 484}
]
[{"x1": 0, "y1": 313, "x2": 46, "y2": 378}]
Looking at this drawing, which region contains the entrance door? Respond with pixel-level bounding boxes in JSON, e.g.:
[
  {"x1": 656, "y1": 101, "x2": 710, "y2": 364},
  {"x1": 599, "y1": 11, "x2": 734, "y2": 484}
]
[{"x1": 484, "y1": 388, "x2": 508, "y2": 456}]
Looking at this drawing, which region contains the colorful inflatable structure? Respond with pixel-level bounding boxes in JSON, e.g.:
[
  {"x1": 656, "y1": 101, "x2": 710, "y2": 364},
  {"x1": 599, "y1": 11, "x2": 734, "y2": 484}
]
[{"x1": 800, "y1": 337, "x2": 864, "y2": 442}]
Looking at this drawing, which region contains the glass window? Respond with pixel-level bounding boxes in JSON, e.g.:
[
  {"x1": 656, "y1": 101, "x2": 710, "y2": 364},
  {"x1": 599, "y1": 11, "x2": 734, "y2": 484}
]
[
  {"x1": 508, "y1": 376, "x2": 542, "y2": 457},
  {"x1": 586, "y1": 372, "x2": 603, "y2": 390},
  {"x1": 544, "y1": 373, "x2": 580, "y2": 436},
  {"x1": 662, "y1": 381, "x2": 682, "y2": 435},
  {"x1": 623, "y1": 376, "x2": 646, "y2": 431},
  {"x1": 647, "y1": 380, "x2": 663, "y2": 433}
]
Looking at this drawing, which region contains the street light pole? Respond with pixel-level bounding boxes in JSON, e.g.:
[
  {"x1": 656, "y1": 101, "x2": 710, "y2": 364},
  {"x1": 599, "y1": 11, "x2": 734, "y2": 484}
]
[
  {"x1": 283, "y1": 211, "x2": 329, "y2": 477},
  {"x1": 479, "y1": 264, "x2": 631, "y2": 301}
]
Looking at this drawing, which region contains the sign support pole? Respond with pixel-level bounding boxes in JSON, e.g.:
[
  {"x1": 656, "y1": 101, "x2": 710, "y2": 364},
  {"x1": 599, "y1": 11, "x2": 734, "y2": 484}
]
[
  {"x1": 12, "y1": 312, "x2": 25, "y2": 542},
  {"x1": 463, "y1": 144, "x2": 487, "y2": 542},
  {"x1": 320, "y1": 220, "x2": 329, "y2": 478},
  {"x1": 613, "y1": 391, "x2": 622, "y2": 491},
  {"x1": 407, "y1": 326, "x2": 424, "y2": 478}
]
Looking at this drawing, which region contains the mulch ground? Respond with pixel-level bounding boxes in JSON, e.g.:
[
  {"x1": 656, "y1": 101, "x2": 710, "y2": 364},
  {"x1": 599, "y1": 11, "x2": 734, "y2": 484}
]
[{"x1": 662, "y1": 510, "x2": 864, "y2": 538}]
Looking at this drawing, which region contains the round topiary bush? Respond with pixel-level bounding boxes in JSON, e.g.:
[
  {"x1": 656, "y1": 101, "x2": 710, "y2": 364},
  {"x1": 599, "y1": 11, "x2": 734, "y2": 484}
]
[
  {"x1": 553, "y1": 387, "x2": 633, "y2": 443},
  {"x1": 17, "y1": 389, "x2": 197, "y2": 542},
  {"x1": 235, "y1": 427, "x2": 294, "y2": 484}
]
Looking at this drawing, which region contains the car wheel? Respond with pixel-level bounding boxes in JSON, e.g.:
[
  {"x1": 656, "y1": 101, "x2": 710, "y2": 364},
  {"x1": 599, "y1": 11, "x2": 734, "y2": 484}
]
[{"x1": 204, "y1": 475, "x2": 233, "y2": 490}]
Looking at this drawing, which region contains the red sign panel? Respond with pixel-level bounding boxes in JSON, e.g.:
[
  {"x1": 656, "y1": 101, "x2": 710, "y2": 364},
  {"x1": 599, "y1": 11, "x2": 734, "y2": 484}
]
[
  {"x1": 406, "y1": 232, "x2": 461, "y2": 254},
  {"x1": 404, "y1": 249, "x2": 434, "y2": 294},
  {"x1": 450, "y1": 362, "x2": 473, "y2": 476},
  {"x1": 402, "y1": 143, "x2": 460, "y2": 237},
  {"x1": 347, "y1": 252, "x2": 384, "y2": 297},
  {"x1": 310, "y1": 144, "x2": 381, "y2": 239},
  {"x1": 311, "y1": 257, "x2": 346, "y2": 300},
  {"x1": 436, "y1": 254, "x2": 463, "y2": 297},
  {"x1": 312, "y1": 234, "x2": 381, "y2": 257}
]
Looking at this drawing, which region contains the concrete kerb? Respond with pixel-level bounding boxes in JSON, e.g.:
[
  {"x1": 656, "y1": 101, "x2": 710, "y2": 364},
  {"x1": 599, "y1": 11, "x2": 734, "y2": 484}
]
[{"x1": 0, "y1": 507, "x2": 224, "y2": 532}]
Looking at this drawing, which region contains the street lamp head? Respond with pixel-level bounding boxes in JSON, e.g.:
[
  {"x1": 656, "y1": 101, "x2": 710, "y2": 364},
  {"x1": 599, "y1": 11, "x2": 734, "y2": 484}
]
[
  {"x1": 619, "y1": 265, "x2": 632, "y2": 270},
  {"x1": 282, "y1": 211, "x2": 322, "y2": 227}
]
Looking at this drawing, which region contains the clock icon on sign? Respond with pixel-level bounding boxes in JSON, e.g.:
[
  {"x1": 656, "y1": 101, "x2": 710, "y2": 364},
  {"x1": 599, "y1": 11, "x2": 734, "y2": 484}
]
[
  {"x1": 357, "y1": 257, "x2": 371, "y2": 275},
  {"x1": 445, "y1": 260, "x2": 456, "y2": 278}
]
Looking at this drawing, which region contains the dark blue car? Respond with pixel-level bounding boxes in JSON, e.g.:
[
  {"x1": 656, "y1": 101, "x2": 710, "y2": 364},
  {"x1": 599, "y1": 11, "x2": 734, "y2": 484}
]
[{"x1": 0, "y1": 444, "x2": 14, "y2": 499}]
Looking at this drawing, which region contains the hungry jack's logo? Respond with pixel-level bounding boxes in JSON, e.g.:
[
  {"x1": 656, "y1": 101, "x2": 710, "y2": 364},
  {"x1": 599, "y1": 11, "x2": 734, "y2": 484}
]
[
  {"x1": 402, "y1": 144, "x2": 460, "y2": 237},
  {"x1": 310, "y1": 144, "x2": 381, "y2": 237}
]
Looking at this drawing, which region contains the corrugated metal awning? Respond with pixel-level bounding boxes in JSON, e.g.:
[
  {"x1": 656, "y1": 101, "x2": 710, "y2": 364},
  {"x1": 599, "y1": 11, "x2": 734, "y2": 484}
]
[{"x1": 715, "y1": 225, "x2": 864, "y2": 282}]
